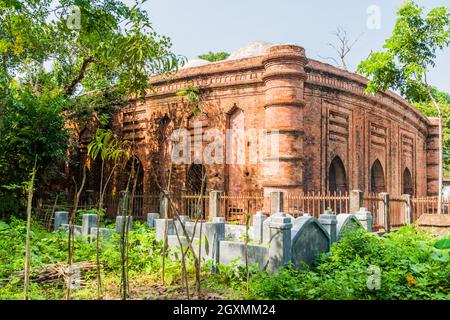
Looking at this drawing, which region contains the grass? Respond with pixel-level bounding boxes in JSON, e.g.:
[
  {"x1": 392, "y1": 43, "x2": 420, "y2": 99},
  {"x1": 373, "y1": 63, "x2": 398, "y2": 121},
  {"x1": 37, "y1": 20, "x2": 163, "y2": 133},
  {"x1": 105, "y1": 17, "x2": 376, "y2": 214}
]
[{"x1": 0, "y1": 217, "x2": 448, "y2": 300}]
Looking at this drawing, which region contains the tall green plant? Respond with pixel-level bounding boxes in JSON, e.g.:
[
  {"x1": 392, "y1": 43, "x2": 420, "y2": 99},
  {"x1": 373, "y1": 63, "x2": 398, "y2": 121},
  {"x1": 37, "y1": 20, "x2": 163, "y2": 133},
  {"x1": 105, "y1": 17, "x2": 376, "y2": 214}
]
[{"x1": 87, "y1": 128, "x2": 130, "y2": 299}]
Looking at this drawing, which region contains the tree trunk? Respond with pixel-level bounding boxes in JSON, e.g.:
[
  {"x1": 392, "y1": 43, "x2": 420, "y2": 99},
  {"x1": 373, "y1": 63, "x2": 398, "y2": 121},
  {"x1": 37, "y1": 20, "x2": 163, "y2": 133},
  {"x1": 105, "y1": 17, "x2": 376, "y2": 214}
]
[
  {"x1": 95, "y1": 160, "x2": 105, "y2": 300},
  {"x1": 66, "y1": 165, "x2": 87, "y2": 300}
]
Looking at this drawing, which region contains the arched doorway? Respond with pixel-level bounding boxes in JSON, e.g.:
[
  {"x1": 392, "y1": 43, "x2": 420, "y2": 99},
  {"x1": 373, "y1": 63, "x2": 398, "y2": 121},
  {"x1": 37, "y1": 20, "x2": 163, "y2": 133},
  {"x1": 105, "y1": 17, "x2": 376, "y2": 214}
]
[
  {"x1": 370, "y1": 159, "x2": 386, "y2": 193},
  {"x1": 403, "y1": 168, "x2": 413, "y2": 195},
  {"x1": 328, "y1": 156, "x2": 348, "y2": 193},
  {"x1": 187, "y1": 164, "x2": 207, "y2": 193},
  {"x1": 186, "y1": 164, "x2": 207, "y2": 219}
]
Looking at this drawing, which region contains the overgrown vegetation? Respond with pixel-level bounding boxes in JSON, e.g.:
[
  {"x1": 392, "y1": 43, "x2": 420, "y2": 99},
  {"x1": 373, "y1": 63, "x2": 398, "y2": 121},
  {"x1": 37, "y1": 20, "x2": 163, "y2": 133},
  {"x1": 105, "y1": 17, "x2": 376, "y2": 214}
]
[
  {"x1": 0, "y1": 88, "x2": 69, "y2": 218},
  {"x1": 0, "y1": 219, "x2": 195, "y2": 299},
  {"x1": 1, "y1": 219, "x2": 448, "y2": 300},
  {"x1": 0, "y1": 0, "x2": 184, "y2": 217},
  {"x1": 207, "y1": 226, "x2": 450, "y2": 300}
]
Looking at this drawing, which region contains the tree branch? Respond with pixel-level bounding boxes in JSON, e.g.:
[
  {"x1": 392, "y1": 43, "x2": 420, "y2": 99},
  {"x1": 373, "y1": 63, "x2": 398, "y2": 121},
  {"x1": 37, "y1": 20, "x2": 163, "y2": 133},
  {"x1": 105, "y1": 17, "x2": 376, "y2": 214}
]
[
  {"x1": 324, "y1": 27, "x2": 363, "y2": 71},
  {"x1": 65, "y1": 57, "x2": 94, "y2": 96}
]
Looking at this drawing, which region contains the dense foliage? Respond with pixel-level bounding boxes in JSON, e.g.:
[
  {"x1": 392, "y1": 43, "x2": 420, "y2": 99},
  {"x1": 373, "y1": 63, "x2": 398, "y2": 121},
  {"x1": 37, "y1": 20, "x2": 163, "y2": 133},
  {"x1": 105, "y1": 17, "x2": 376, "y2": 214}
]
[
  {"x1": 0, "y1": 87, "x2": 69, "y2": 217},
  {"x1": 241, "y1": 227, "x2": 449, "y2": 300},
  {"x1": 0, "y1": 0, "x2": 184, "y2": 216},
  {"x1": 0, "y1": 218, "x2": 191, "y2": 299},
  {"x1": 358, "y1": 1, "x2": 450, "y2": 102},
  {"x1": 1, "y1": 218, "x2": 448, "y2": 300}
]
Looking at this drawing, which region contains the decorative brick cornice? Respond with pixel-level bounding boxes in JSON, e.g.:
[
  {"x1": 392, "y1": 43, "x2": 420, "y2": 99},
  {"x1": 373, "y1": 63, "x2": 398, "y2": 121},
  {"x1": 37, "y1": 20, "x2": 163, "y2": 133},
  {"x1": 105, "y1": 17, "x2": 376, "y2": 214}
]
[
  {"x1": 305, "y1": 59, "x2": 430, "y2": 127},
  {"x1": 141, "y1": 44, "x2": 432, "y2": 136},
  {"x1": 262, "y1": 70, "x2": 307, "y2": 82}
]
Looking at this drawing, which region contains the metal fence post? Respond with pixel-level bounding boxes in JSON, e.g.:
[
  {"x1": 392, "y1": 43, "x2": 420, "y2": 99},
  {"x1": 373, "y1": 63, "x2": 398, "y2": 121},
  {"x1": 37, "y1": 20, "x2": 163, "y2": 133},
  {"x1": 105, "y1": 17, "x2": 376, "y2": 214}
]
[
  {"x1": 349, "y1": 190, "x2": 363, "y2": 214},
  {"x1": 402, "y1": 194, "x2": 413, "y2": 224},
  {"x1": 209, "y1": 190, "x2": 222, "y2": 219},
  {"x1": 270, "y1": 191, "x2": 284, "y2": 214},
  {"x1": 380, "y1": 192, "x2": 390, "y2": 232}
]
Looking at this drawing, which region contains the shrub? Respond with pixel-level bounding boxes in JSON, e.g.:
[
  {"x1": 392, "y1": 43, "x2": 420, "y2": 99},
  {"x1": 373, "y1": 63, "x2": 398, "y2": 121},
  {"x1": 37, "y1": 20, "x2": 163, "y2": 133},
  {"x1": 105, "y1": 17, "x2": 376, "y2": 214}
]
[{"x1": 246, "y1": 226, "x2": 449, "y2": 300}]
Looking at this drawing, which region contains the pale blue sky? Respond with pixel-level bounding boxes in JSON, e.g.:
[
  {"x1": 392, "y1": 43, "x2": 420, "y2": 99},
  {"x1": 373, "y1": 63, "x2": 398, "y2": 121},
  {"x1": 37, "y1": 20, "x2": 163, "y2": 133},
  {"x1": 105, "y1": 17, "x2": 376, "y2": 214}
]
[{"x1": 127, "y1": 0, "x2": 450, "y2": 93}]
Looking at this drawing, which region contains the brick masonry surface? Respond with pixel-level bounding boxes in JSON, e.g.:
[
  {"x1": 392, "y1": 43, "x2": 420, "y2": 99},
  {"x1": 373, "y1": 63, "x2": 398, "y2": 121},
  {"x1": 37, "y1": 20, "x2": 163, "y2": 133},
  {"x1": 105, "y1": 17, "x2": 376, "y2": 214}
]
[{"x1": 73, "y1": 43, "x2": 439, "y2": 199}]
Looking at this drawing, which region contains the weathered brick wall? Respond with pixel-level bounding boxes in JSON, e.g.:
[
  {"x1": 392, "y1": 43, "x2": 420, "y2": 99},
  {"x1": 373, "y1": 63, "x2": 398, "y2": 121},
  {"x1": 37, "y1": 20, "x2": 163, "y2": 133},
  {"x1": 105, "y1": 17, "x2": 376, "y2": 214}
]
[{"x1": 107, "y1": 44, "x2": 436, "y2": 198}]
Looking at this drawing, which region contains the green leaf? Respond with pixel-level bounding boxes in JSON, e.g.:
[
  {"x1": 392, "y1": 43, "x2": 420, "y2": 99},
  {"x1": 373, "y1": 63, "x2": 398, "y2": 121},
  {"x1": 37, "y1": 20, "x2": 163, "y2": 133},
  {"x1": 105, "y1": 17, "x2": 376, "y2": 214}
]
[
  {"x1": 0, "y1": 221, "x2": 10, "y2": 230},
  {"x1": 434, "y1": 238, "x2": 450, "y2": 250},
  {"x1": 430, "y1": 250, "x2": 449, "y2": 262}
]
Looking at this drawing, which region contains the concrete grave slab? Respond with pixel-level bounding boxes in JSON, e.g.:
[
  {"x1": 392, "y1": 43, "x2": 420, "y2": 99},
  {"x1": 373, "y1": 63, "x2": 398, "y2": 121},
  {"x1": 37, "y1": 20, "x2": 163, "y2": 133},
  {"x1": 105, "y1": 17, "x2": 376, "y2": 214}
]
[
  {"x1": 290, "y1": 216, "x2": 330, "y2": 268},
  {"x1": 336, "y1": 214, "x2": 364, "y2": 240}
]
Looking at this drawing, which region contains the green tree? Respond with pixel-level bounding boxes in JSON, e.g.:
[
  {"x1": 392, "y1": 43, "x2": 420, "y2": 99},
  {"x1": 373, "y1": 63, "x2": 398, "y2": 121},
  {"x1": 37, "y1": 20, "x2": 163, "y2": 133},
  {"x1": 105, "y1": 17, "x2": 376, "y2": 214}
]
[
  {"x1": 0, "y1": 0, "x2": 184, "y2": 216},
  {"x1": 198, "y1": 51, "x2": 230, "y2": 62},
  {"x1": 358, "y1": 1, "x2": 450, "y2": 211},
  {"x1": 0, "y1": 87, "x2": 69, "y2": 217}
]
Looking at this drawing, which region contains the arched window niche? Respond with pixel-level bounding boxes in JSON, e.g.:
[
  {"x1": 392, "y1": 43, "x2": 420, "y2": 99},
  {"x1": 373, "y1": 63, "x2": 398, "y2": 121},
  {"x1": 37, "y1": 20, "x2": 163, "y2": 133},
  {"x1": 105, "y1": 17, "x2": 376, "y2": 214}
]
[
  {"x1": 403, "y1": 167, "x2": 413, "y2": 195},
  {"x1": 328, "y1": 156, "x2": 348, "y2": 193},
  {"x1": 370, "y1": 159, "x2": 386, "y2": 193}
]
